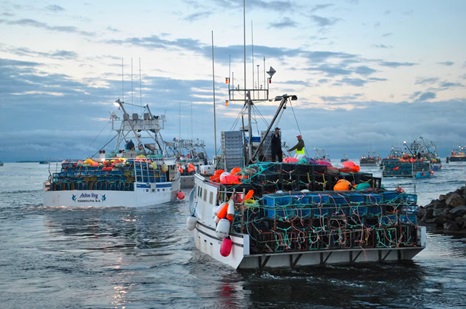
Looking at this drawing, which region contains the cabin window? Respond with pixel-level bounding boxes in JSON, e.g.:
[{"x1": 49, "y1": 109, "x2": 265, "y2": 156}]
[
  {"x1": 203, "y1": 188, "x2": 207, "y2": 202},
  {"x1": 209, "y1": 191, "x2": 213, "y2": 204}
]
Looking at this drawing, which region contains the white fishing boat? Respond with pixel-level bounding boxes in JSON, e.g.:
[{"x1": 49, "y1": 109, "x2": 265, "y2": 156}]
[
  {"x1": 186, "y1": 86, "x2": 427, "y2": 270},
  {"x1": 43, "y1": 99, "x2": 182, "y2": 207},
  {"x1": 186, "y1": 26, "x2": 426, "y2": 267}
]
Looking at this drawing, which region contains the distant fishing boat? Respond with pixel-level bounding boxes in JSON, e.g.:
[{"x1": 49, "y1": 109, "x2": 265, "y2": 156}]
[
  {"x1": 43, "y1": 99, "x2": 182, "y2": 207},
  {"x1": 382, "y1": 140, "x2": 434, "y2": 178},
  {"x1": 340, "y1": 154, "x2": 349, "y2": 163},
  {"x1": 446, "y1": 145, "x2": 466, "y2": 163},
  {"x1": 359, "y1": 151, "x2": 381, "y2": 166},
  {"x1": 169, "y1": 138, "x2": 209, "y2": 188}
]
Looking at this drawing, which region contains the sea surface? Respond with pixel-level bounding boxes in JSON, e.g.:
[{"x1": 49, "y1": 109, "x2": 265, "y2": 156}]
[{"x1": 0, "y1": 162, "x2": 465, "y2": 309}]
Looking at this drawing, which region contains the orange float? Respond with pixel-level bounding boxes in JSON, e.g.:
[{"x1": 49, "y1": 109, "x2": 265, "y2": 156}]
[
  {"x1": 244, "y1": 189, "x2": 254, "y2": 201},
  {"x1": 334, "y1": 179, "x2": 352, "y2": 191},
  {"x1": 230, "y1": 167, "x2": 241, "y2": 175},
  {"x1": 214, "y1": 202, "x2": 229, "y2": 223}
]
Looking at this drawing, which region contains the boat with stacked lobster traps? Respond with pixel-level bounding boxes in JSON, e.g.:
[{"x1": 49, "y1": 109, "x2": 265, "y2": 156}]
[
  {"x1": 446, "y1": 145, "x2": 466, "y2": 163},
  {"x1": 43, "y1": 99, "x2": 182, "y2": 207},
  {"x1": 382, "y1": 139, "x2": 435, "y2": 179},
  {"x1": 167, "y1": 138, "x2": 209, "y2": 189},
  {"x1": 188, "y1": 159, "x2": 426, "y2": 270},
  {"x1": 186, "y1": 86, "x2": 426, "y2": 269}
]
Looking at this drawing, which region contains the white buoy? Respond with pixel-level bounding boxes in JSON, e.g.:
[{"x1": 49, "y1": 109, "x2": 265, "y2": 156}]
[
  {"x1": 226, "y1": 199, "x2": 235, "y2": 222},
  {"x1": 219, "y1": 171, "x2": 230, "y2": 183},
  {"x1": 186, "y1": 215, "x2": 197, "y2": 231},
  {"x1": 215, "y1": 218, "x2": 230, "y2": 239}
]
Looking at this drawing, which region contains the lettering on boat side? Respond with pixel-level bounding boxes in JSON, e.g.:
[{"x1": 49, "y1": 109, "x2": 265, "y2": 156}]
[{"x1": 71, "y1": 193, "x2": 106, "y2": 203}]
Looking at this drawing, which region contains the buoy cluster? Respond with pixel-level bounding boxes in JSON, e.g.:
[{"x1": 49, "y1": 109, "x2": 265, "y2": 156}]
[
  {"x1": 209, "y1": 167, "x2": 248, "y2": 185},
  {"x1": 185, "y1": 189, "x2": 255, "y2": 258}
]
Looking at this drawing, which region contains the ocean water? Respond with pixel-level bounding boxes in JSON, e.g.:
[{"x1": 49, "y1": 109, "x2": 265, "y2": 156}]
[{"x1": 0, "y1": 162, "x2": 465, "y2": 309}]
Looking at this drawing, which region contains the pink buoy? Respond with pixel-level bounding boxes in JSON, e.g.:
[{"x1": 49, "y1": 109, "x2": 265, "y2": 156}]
[{"x1": 220, "y1": 236, "x2": 233, "y2": 257}]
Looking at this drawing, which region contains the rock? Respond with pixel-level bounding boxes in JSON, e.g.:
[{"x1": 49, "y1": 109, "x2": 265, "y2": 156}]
[
  {"x1": 446, "y1": 193, "x2": 465, "y2": 208},
  {"x1": 444, "y1": 221, "x2": 461, "y2": 232},
  {"x1": 450, "y1": 205, "x2": 466, "y2": 216},
  {"x1": 419, "y1": 186, "x2": 466, "y2": 234}
]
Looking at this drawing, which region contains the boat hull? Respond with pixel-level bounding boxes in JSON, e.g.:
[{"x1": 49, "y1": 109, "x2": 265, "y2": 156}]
[
  {"x1": 43, "y1": 181, "x2": 177, "y2": 207},
  {"x1": 193, "y1": 221, "x2": 426, "y2": 270},
  {"x1": 413, "y1": 171, "x2": 433, "y2": 179},
  {"x1": 189, "y1": 172, "x2": 427, "y2": 270},
  {"x1": 447, "y1": 156, "x2": 466, "y2": 162}
]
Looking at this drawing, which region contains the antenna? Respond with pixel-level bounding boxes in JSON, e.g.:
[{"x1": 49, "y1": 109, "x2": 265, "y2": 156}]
[
  {"x1": 139, "y1": 58, "x2": 142, "y2": 106},
  {"x1": 121, "y1": 58, "x2": 124, "y2": 103},
  {"x1": 251, "y1": 20, "x2": 254, "y2": 98},
  {"x1": 131, "y1": 58, "x2": 134, "y2": 105}
]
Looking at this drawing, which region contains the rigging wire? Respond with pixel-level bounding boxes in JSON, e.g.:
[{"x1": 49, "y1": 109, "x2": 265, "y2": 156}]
[{"x1": 287, "y1": 101, "x2": 308, "y2": 155}]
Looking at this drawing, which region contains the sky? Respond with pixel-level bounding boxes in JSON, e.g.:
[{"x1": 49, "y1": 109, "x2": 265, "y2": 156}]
[{"x1": 1, "y1": 0, "x2": 465, "y2": 162}]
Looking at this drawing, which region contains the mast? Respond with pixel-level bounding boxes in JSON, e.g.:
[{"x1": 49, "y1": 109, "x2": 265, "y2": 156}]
[{"x1": 212, "y1": 31, "x2": 217, "y2": 157}]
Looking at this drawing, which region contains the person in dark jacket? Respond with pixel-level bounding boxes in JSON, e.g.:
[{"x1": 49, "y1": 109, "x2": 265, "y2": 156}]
[{"x1": 271, "y1": 127, "x2": 283, "y2": 162}]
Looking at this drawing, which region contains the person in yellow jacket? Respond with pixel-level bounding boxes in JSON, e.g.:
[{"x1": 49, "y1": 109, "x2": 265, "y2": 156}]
[{"x1": 287, "y1": 135, "x2": 305, "y2": 159}]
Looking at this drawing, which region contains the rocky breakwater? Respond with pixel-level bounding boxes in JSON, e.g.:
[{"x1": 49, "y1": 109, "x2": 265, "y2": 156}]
[{"x1": 418, "y1": 186, "x2": 466, "y2": 233}]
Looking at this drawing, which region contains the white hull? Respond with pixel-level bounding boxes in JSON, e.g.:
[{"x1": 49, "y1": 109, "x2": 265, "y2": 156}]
[
  {"x1": 193, "y1": 223, "x2": 426, "y2": 270},
  {"x1": 43, "y1": 181, "x2": 178, "y2": 207}
]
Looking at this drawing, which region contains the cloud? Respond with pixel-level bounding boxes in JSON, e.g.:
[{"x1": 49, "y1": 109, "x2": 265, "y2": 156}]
[
  {"x1": 46, "y1": 5, "x2": 65, "y2": 12},
  {"x1": 438, "y1": 61, "x2": 454, "y2": 66},
  {"x1": 311, "y1": 15, "x2": 339, "y2": 28},
  {"x1": 184, "y1": 11, "x2": 212, "y2": 22},
  {"x1": 379, "y1": 61, "x2": 417, "y2": 68},
  {"x1": 411, "y1": 91, "x2": 436, "y2": 102},
  {"x1": 269, "y1": 17, "x2": 297, "y2": 29},
  {"x1": 0, "y1": 18, "x2": 94, "y2": 36}
]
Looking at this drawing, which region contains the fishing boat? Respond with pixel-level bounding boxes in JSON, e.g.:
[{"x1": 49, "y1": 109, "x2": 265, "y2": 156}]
[
  {"x1": 168, "y1": 138, "x2": 209, "y2": 188},
  {"x1": 359, "y1": 152, "x2": 381, "y2": 166},
  {"x1": 446, "y1": 145, "x2": 466, "y2": 163},
  {"x1": 381, "y1": 140, "x2": 436, "y2": 178},
  {"x1": 418, "y1": 137, "x2": 442, "y2": 171},
  {"x1": 313, "y1": 148, "x2": 331, "y2": 163},
  {"x1": 186, "y1": 76, "x2": 426, "y2": 270},
  {"x1": 340, "y1": 154, "x2": 349, "y2": 163},
  {"x1": 43, "y1": 99, "x2": 182, "y2": 207}
]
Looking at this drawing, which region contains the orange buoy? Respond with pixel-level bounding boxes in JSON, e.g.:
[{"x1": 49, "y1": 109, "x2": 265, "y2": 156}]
[
  {"x1": 230, "y1": 167, "x2": 241, "y2": 175},
  {"x1": 214, "y1": 202, "x2": 229, "y2": 223},
  {"x1": 244, "y1": 189, "x2": 254, "y2": 201},
  {"x1": 177, "y1": 191, "x2": 185, "y2": 200},
  {"x1": 220, "y1": 236, "x2": 233, "y2": 257},
  {"x1": 187, "y1": 163, "x2": 196, "y2": 173},
  {"x1": 221, "y1": 174, "x2": 241, "y2": 184},
  {"x1": 334, "y1": 179, "x2": 352, "y2": 191}
]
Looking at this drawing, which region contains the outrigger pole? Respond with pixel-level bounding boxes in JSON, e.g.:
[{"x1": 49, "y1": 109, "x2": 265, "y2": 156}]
[{"x1": 250, "y1": 94, "x2": 297, "y2": 161}]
